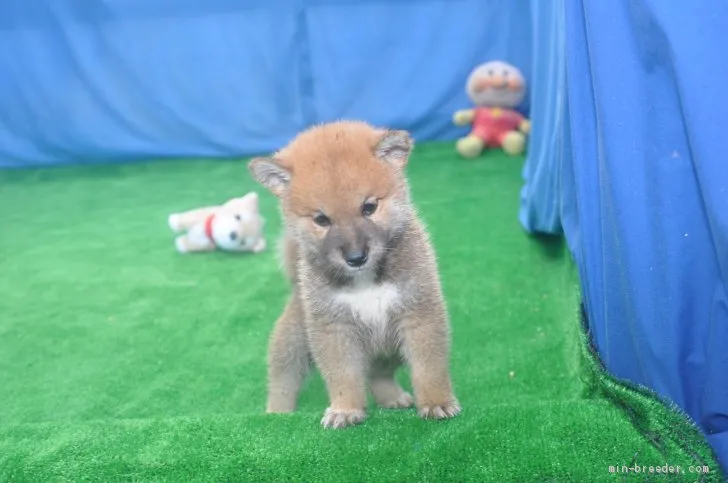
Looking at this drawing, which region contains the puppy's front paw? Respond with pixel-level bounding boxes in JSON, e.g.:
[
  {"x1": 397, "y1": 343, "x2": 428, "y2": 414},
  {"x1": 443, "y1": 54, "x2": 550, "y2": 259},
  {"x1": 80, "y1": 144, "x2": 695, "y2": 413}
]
[
  {"x1": 418, "y1": 400, "x2": 461, "y2": 420},
  {"x1": 320, "y1": 407, "x2": 366, "y2": 429}
]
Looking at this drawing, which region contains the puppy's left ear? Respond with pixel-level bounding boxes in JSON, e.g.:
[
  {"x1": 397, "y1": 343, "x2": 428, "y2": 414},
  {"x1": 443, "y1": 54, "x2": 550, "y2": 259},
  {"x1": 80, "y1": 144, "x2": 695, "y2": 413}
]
[
  {"x1": 375, "y1": 129, "x2": 413, "y2": 169},
  {"x1": 248, "y1": 157, "x2": 291, "y2": 198}
]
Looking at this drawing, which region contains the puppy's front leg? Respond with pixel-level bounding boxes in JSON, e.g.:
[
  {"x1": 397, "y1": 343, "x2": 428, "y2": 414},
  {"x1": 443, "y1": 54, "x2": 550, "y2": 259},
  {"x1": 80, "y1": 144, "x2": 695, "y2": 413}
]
[
  {"x1": 400, "y1": 310, "x2": 461, "y2": 420},
  {"x1": 309, "y1": 322, "x2": 367, "y2": 429}
]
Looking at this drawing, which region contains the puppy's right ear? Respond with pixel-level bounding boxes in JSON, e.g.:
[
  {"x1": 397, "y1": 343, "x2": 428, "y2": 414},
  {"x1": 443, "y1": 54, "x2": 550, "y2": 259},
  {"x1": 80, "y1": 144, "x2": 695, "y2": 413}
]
[
  {"x1": 374, "y1": 129, "x2": 413, "y2": 169},
  {"x1": 248, "y1": 157, "x2": 291, "y2": 197}
]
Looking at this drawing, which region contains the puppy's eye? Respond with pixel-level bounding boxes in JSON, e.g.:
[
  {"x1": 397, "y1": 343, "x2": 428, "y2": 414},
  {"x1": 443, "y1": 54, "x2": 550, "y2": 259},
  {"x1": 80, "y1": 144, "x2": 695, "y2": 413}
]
[
  {"x1": 362, "y1": 200, "x2": 378, "y2": 217},
  {"x1": 235, "y1": 214, "x2": 241, "y2": 221},
  {"x1": 313, "y1": 214, "x2": 331, "y2": 227}
]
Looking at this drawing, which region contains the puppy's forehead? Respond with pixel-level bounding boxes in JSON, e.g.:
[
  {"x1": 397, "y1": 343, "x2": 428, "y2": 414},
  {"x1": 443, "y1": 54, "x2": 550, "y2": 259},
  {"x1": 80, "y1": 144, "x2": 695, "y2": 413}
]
[
  {"x1": 282, "y1": 124, "x2": 395, "y2": 215},
  {"x1": 289, "y1": 157, "x2": 392, "y2": 215},
  {"x1": 282, "y1": 124, "x2": 375, "y2": 163}
]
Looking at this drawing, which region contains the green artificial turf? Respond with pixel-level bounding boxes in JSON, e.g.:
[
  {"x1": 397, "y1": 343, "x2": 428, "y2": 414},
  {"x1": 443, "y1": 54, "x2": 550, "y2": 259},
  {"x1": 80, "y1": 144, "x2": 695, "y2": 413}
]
[{"x1": 0, "y1": 143, "x2": 722, "y2": 481}]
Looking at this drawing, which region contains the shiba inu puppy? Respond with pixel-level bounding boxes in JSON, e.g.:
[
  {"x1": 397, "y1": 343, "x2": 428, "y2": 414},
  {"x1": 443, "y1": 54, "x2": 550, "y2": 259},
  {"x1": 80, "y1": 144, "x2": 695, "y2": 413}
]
[{"x1": 248, "y1": 121, "x2": 460, "y2": 428}]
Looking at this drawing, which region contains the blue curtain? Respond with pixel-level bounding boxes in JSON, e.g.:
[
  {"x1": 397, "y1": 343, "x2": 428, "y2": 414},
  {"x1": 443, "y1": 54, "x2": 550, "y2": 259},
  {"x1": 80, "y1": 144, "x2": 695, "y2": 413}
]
[
  {"x1": 525, "y1": 0, "x2": 728, "y2": 472},
  {"x1": 518, "y1": 0, "x2": 565, "y2": 235},
  {"x1": 0, "y1": 0, "x2": 532, "y2": 167}
]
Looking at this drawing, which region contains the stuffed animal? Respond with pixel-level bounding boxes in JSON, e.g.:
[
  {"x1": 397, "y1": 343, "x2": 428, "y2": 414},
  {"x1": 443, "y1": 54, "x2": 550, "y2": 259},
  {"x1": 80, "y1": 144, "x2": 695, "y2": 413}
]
[
  {"x1": 453, "y1": 60, "x2": 531, "y2": 159},
  {"x1": 168, "y1": 191, "x2": 266, "y2": 254}
]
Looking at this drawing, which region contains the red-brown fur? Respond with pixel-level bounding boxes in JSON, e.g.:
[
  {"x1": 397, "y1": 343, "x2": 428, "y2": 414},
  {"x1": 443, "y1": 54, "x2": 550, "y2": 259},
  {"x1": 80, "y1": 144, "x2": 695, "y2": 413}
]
[{"x1": 248, "y1": 121, "x2": 461, "y2": 428}]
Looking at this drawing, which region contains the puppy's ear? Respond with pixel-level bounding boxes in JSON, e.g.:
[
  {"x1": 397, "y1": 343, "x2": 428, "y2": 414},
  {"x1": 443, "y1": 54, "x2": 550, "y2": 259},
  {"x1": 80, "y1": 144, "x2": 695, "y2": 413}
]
[
  {"x1": 248, "y1": 157, "x2": 291, "y2": 197},
  {"x1": 374, "y1": 129, "x2": 413, "y2": 169}
]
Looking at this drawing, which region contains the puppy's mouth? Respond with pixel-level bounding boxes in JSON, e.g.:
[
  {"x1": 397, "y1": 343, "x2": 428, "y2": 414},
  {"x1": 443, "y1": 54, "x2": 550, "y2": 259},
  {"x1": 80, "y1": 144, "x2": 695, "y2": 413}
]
[
  {"x1": 344, "y1": 266, "x2": 379, "y2": 283},
  {"x1": 341, "y1": 258, "x2": 376, "y2": 274}
]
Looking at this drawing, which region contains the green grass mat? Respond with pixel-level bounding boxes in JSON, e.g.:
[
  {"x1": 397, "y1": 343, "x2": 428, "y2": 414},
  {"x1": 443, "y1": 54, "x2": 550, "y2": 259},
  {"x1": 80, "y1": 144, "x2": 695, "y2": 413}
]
[{"x1": 0, "y1": 143, "x2": 720, "y2": 481}]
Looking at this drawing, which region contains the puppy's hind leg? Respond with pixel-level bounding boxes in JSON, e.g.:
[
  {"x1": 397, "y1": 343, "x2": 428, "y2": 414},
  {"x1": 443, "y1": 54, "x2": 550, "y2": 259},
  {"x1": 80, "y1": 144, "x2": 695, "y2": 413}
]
[
  {"x1": 369, "y1": 357, "x2": 414, "y2": 409},
  {"x1": 266, "y1": 295, "x2": 311, "y2": 413}
]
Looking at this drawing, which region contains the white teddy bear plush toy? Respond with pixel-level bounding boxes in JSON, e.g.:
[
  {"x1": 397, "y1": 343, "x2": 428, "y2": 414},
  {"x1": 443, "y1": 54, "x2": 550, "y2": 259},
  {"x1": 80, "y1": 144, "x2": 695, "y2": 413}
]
[{"x1": 168, "y1": 192, "x2": 266, "y2": 254}]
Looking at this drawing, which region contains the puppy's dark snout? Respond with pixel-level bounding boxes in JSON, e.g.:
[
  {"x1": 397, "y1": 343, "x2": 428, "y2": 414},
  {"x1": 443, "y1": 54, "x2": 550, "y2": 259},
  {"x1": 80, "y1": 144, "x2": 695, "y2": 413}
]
[{"x1": 343, "y1": 247, "x2": 369, "y2": 268}]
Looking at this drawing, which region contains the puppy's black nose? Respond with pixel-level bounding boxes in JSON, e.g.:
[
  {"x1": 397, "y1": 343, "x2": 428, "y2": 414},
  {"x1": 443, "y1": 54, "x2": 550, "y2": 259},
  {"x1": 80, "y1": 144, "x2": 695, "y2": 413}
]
[{"x1": 344, "y1": 249, "x2": 368, "y2": 268}]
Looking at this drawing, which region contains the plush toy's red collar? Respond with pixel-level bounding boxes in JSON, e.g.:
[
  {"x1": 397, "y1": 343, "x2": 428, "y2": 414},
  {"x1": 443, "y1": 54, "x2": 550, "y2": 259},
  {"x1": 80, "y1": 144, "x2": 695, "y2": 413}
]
[{"x1": 204, "y1": 214, "x2": 216, "y2": 243}]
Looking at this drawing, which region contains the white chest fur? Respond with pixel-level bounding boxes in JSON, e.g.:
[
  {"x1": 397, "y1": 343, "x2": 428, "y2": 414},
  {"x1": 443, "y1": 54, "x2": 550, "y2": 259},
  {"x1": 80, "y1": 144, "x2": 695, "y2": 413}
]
[{"x1": 333, "y1": 281, "x2": 401, "y2": 329}]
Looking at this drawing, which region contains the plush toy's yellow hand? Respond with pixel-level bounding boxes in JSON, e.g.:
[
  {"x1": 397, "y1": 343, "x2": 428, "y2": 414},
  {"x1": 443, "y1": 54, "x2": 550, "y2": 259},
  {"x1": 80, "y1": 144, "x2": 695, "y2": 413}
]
[
  {"x1": 519, "y1": 119, "x2": 531, "y2": 134},
  {"x1": 453, "y1": 109, "x2": 475, "y2": 126}
]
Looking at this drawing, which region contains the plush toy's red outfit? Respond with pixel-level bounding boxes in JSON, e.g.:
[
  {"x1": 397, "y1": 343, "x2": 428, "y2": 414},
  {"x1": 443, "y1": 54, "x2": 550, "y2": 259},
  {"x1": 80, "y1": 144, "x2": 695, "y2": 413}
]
[{"x1": 471, "y1": 107, "x2": 525, "y2": 147}]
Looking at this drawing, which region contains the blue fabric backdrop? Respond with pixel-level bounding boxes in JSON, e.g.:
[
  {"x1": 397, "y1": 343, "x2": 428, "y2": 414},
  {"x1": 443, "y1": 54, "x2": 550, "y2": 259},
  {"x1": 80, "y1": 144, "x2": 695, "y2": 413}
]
[
  {"x1": 523, "y1": 0, "x2": 728, "y2": 472},
  {"x1": 518, "y1": 0, "x2": 565, "y2": 235},
  {"x1": 0, "y1": 0, "x2": 531, "y2": 167}
]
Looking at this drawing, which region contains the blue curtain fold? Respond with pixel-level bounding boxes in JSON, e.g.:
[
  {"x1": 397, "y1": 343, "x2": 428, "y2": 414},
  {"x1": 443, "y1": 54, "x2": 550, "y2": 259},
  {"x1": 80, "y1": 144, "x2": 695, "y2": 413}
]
[{"x1": 524, "y1": 0, "x2": 728, "y2": 472}]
